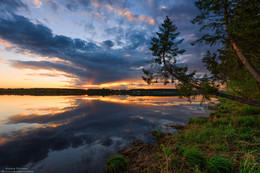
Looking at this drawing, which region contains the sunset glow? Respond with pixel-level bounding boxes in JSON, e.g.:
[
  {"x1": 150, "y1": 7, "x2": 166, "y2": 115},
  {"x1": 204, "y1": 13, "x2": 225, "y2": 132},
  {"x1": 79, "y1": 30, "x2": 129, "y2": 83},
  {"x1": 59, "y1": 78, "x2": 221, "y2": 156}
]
[{"x1": 0, "y1": 0, "x2": 206, "y2": 89}]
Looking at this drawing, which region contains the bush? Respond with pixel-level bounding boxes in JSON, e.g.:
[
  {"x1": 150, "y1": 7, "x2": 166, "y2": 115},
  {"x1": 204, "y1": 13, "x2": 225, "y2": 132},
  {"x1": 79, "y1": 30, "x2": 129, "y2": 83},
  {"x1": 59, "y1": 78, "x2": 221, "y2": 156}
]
[
  {"x1": 105, "y1": 155, "x2": 128, "y2": 173},
  {"x1": 184, "y1": 147, "x2": 206, "y2": 169},
  {"x1": 207, "y1": 155, "x2": 233, "y2": 173}
]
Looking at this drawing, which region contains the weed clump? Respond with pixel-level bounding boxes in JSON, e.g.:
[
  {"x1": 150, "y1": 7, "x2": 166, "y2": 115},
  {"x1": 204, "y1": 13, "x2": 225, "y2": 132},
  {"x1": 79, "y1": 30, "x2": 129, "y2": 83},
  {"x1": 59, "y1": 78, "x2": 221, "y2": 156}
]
[
  {"x1": 207, "y1": 155, "x2": 233, "y2": 173},
  {"x1": 184, "y1": 147, "x2": 206, "y2": 169},
  {"x1": 239, "y1": 150, "x2": 259, "y2": 173},
  {"x1": 105, "y1": 155, "x2": 128, "y2": 173}
]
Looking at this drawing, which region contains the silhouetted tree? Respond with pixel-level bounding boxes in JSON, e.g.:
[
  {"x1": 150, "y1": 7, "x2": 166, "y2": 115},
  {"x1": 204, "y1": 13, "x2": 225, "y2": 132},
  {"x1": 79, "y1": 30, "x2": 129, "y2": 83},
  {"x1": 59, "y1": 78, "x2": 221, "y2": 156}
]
[
  {"x1": 143, "y1": 16, "x2": 260, "y2": 107},
  {"x1": 192, "y1": 0, "x2": 260, "y2": 98}
]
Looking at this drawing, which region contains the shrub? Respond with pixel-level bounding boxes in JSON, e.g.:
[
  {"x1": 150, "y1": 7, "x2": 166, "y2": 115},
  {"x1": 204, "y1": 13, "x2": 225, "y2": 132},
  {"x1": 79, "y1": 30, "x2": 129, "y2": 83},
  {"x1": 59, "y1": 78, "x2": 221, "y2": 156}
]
[
  {"x1": 105, "y1": 155, "x2": 128, "y2": 173},
  {"x1": 207, "y1": 155, "x2": 233, "y2": 173}
]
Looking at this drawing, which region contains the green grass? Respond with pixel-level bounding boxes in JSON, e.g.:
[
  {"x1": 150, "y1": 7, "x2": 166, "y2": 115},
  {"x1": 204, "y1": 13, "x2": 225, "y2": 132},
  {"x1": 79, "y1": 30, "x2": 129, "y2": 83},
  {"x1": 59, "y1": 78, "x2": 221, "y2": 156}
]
[
  {"x1": 154, "y1": 131, "x2": 165, "y2": 137},
  {"x1": 207, "y1": 155, "x2": 233, "y2": 173},
  {"x1": 105, "y1": 155, "x2": 128, "y2": 173},
  {"x1": 119, "y1": 98, "x2": 260, "y2": 172},
  {"x1": 188, "y1": 117, "x2": 208, "y2": 124},
  {"x1": 239, "y1": 150, "x2": 260, "y2": 173},
  {"x1": 237, "y1": 116, "x2": 258, "y2": 127},
  {"x1": 160, "y1": 144, "x2": 175, "y2": 173},
  {"x1": 239, "y1": 105, "x2": 260, "y2": 115},
  {"x1": 183, "y1": 147, "x2": 206, "y2": 169},
  {"x1": 214, "y1": 143, "x2": 229, "y2": 152}
]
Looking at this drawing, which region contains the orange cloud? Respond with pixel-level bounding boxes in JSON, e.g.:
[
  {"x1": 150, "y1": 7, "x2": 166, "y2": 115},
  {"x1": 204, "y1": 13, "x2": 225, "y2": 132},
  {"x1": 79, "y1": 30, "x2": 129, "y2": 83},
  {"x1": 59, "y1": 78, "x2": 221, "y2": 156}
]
[
  {"x1": 91, "y1": 2, "x2": 155, "y2": 25},
  {"x1": 0, "y1": 39, "x2": 12, "y2": 47},
  {"x1": 23, "y1": 51, "x2": 32, "y2": 55},
  {"x1": 92, "y1": 1, "x2": 101, "y2": 7},
  {"x1": 0, "y1": 138, "x2": 8, "y2": 145},
  {"x1": 32, "y1": 0, "x2": 42, "y2": 8},
  {"x1": 124, "y1": 53, "x2": 132, "y2": 57},
  {"x1": 110, "y1": 6, "x2": 155, "y2": 25},
  {"x1": 83, "y1": 78, "x2": 177, "y2": 89}
]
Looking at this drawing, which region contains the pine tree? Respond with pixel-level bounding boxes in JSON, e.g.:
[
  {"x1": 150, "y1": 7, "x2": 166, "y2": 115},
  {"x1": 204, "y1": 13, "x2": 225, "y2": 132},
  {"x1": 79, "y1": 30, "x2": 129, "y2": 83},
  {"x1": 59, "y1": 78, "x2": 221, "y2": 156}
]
[
  {"x1": 143, "y1": 16, "x2": 190, "y2": 86},
  {"x1": 192, "y1": 0, "x2": 260, "y2": 99},
  {"x1": 143, "y1": 16, "x2": 260, "y2": 107}
]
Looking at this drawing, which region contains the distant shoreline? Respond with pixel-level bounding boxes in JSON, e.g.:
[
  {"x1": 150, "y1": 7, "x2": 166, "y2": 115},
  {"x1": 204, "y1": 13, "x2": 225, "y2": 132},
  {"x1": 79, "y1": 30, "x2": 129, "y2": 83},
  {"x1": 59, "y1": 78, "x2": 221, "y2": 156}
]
[{"x1": 0, "y1": 88, "x2": 184, "y2": 96}]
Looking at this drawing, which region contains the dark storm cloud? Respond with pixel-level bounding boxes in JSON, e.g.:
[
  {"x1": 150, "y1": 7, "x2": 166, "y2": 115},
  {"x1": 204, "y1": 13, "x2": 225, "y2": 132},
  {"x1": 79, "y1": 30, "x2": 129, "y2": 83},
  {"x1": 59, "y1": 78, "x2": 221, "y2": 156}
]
[
  {"x1": 102, "y1": 40, "x2": 114, "y2": 48},
  {"x1": 124, "y1": 30, "x2": 149, "y2": 50},
  {"x1": 11, "y1": 60, "x2": 88, "y2": 77},
  {"x1": 0, "y1": 13, "x2": 146, "y2": 84}
]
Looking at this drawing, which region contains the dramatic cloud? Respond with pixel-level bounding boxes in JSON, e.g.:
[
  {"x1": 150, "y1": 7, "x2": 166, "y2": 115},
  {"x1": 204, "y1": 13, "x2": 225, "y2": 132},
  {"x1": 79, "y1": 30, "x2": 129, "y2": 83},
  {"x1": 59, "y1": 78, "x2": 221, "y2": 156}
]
[
  {"x1": 0, "y1": 14, "x2": 149, "y2": 85},
  {"x1": 0, "y1": 0, "x2": 209, "y2": 87}
]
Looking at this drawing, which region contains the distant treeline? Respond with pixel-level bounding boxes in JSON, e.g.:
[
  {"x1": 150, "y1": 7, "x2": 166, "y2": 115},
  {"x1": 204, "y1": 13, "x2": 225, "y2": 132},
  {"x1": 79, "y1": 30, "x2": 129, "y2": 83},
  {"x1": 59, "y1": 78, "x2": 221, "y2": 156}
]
[{"x1": 0, "y1": 88, "x2": 182, "y2": 96}]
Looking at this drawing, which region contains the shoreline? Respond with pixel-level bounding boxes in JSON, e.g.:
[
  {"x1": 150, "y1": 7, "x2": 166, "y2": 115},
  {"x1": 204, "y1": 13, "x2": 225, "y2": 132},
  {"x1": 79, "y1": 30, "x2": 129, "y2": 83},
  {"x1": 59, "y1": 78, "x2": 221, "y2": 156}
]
[
  {"x1": 107, "y1": 98, "x2": 260, "y2": 172},
  {"x1": 0, "y1": 88, "x2": 182, "y2": 96}
]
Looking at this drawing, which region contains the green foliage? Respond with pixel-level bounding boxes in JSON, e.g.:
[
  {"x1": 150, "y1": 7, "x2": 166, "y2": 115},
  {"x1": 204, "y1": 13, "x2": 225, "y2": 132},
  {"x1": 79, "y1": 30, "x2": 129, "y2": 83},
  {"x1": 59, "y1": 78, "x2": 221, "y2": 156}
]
[
  {"x1": 120, "y1": 100, "x2": 259, "y2": 172},
  {"x1": 214, "y1": 144, "x2": 229, "y2": 152},
  {"x1": 142, "y1": 3, "x2": 260, "y2": 106},
  {"x1": 193, "y1": 0, "x2": 260, "y2": 100},
  {"x1": 161, "y1": 144, "x2": 174, "y2": 157},
  {"x1": 188, "y1": 117, "x2": 208, "y2": 124},
  {"x1": 184, "y1": 147, "x2": 206, "y2": 169},
  {"x1": 211, "y1": 112, "x2": 227, "y2": 118},
  {"x1": 105, "y1": 155, "x2": 128, "y2": 173},
  {"x1": 237, "y1": 116, "x2": 257, "y2": 127},
  {"x1": 239, "y1": 105, "x2": 260, "y2": 115},
  {"x1": 142, "y1": 16, "x2": 196, "y2": 94},
  {"x1": 239, "y1": 150, "x2": 259, "y2": 173},
  {"x1": 207, "y1": 155, "x2": 233, "y2": 173},
  {"x1": 160, "y1": 144, "x2": 175, "y2": 173},
  {"x1": 214, "y1": 118, "x2": 229, "y2": 126},
  {"x1": 155, "y1": 131, "x2": 164, "y2": 137}
]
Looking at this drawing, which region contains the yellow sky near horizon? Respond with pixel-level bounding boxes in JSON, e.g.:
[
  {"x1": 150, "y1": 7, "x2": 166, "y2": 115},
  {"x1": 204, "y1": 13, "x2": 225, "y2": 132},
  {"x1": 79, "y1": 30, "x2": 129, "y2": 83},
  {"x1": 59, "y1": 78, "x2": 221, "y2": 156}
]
[{"x1": 0, "y1": 39, "x2": 175, "y2": 89}]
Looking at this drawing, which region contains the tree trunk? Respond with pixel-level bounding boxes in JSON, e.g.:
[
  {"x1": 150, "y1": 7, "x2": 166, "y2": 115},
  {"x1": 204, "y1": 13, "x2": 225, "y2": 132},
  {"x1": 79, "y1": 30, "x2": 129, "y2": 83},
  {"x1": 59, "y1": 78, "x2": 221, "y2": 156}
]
[
  {"x1": 229, "y1": 38, "x2": 260, "y2": 82},
  {"x1": 162, "y1": 55, "x2": 260, "y2": 107},
  {"x1": 224, "y1": 2, "x2": 260, "y2": 83},
  {"x1": 214, "y1": 91, "x2": 260, "y2": 107}
]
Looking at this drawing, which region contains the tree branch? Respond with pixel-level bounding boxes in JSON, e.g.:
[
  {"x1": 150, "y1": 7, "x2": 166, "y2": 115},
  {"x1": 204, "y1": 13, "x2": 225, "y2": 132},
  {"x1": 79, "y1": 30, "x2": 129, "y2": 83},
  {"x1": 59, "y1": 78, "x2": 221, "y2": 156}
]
[{"x1": 162, "y1": 54, "x2": 260, "y2": 107}]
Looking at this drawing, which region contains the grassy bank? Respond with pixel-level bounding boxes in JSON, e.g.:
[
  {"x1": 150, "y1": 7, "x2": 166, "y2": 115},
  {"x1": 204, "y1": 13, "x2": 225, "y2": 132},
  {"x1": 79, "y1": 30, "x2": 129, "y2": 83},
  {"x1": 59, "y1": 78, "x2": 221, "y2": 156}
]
[{"x1": 107, "y1": 98, "x2": 260, "y2": 172}]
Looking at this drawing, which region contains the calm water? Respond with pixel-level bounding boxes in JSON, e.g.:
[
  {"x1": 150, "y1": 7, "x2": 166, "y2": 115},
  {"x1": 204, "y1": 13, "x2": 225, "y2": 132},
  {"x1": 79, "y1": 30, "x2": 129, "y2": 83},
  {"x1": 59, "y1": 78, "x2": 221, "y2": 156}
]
[{"x1": 0, "y1": 95, "x2": 214, "y2": 172}]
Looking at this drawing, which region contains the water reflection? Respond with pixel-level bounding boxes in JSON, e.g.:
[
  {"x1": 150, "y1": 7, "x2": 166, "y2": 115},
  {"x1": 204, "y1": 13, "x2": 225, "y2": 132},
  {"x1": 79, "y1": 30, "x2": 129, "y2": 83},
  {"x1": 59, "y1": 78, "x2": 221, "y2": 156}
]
[{"x1": 0, "y1": 95, "x2": 214, "y2": 172}]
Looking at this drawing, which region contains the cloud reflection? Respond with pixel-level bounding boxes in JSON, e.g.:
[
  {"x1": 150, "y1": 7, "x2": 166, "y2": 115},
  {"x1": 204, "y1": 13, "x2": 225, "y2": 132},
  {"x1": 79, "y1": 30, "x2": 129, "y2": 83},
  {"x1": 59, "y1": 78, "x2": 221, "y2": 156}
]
[{"x1": 0, "y1": 95, "x2": 214, "y2": 172}]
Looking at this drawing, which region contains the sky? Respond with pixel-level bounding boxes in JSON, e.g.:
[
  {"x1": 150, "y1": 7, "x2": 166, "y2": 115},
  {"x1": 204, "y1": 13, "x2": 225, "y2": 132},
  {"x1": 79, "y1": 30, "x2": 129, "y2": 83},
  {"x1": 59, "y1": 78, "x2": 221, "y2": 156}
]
[{"x1": 0, "y1": 0, "x2": 209, "y2": 89}]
